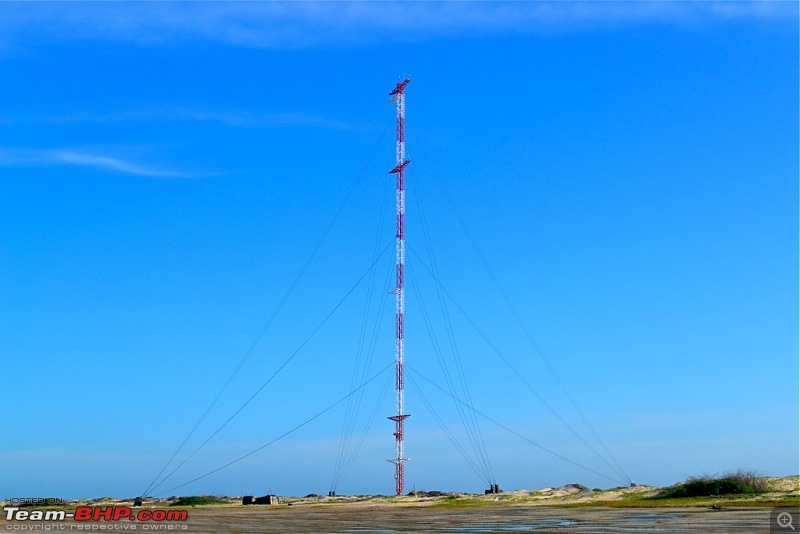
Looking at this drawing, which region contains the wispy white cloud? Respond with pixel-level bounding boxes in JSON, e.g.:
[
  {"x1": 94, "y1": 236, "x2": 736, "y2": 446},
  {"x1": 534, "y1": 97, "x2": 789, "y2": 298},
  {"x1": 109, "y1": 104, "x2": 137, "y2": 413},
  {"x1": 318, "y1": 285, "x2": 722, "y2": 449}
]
[
  {"x1": 0, "y1": 2, "x2": 794, "y2": 50},
  {"x1": 0, "y1": 108, "x2": 365, "y2": 131},
  {"x1": 0, "y1": 148, "x2": 190, "y2": 178},
  {"x1": 53, "y1": 151, "x2": 189, "y2": 178}
]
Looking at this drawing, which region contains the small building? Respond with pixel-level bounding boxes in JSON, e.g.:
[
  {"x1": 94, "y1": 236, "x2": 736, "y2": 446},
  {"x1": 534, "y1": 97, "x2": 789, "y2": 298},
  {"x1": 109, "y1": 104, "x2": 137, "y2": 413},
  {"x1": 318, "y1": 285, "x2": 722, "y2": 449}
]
[{"x1": 242, "y1": 494, "x2": 279, "y2": 505}]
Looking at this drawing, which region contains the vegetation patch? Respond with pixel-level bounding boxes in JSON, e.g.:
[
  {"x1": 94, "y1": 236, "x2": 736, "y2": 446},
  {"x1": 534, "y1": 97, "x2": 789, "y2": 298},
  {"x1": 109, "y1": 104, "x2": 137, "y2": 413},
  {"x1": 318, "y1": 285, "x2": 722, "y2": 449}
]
[
  {"x1": 169, "y1": 496, "x2": 228, "y2": 507},
  {"x1": 431, "y1": 496, "x2": 489, "y2": 508},
  {"x1": 653, "y1": 471, "x2": 768, "y2": 499}
]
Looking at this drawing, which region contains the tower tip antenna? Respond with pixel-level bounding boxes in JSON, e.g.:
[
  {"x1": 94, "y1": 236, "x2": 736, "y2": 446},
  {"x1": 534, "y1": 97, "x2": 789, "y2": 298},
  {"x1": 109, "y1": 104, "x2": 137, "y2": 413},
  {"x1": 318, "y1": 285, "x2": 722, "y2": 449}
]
[{"x1": 389, "y1": 77, "x2": 411, "y2": 96}]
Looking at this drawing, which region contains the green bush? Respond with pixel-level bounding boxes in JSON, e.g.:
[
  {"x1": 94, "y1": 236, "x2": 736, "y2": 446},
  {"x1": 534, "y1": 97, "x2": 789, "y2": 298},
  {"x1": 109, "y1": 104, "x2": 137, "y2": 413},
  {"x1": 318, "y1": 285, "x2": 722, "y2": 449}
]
[
  {"x1": 169, "y1": 496, "x2": 227, "y2": 507},
  {"x1": 654, "y1": 470, "x2": 768, "y2": 499}
]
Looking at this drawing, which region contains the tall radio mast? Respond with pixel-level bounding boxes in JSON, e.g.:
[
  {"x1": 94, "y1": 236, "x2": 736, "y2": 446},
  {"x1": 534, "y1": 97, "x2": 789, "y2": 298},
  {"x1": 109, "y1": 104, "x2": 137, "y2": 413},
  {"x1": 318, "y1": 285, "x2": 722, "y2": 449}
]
[{"x1": 387, "y1": 77, "x2": 411, "y2": 496}]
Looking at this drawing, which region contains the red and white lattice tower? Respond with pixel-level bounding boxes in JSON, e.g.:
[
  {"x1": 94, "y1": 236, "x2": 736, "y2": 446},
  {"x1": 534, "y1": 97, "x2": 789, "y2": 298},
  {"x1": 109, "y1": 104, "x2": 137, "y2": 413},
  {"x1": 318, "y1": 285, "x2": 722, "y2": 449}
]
[{"x1": 388, "y1": 77, "x2": 411, "y2": 496}]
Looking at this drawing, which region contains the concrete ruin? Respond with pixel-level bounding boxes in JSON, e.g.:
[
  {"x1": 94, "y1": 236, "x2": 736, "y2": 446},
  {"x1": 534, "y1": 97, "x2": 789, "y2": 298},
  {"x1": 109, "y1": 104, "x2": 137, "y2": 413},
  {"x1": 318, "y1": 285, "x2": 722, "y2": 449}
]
[{"x1": 242, "y1": 494, "x2": 279, "y2": 505}]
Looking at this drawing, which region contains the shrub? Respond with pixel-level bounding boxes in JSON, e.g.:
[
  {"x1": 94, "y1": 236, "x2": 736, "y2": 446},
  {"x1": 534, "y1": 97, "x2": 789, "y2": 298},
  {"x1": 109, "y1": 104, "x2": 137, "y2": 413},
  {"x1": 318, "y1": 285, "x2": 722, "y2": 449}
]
[
  {"x1": 654, "y1": 470, "x2": 768, "y2": 499},
  {"x1": 169, "y1": 496, "x2": 227, "y2": 506}
]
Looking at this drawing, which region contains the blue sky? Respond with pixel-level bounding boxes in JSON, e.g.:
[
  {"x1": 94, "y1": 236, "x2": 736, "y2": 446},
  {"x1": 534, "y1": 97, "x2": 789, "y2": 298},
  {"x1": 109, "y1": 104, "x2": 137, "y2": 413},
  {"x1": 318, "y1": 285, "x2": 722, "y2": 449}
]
[{"x1": 0, "y1": 1, "x2": 797, "y2": 499}]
